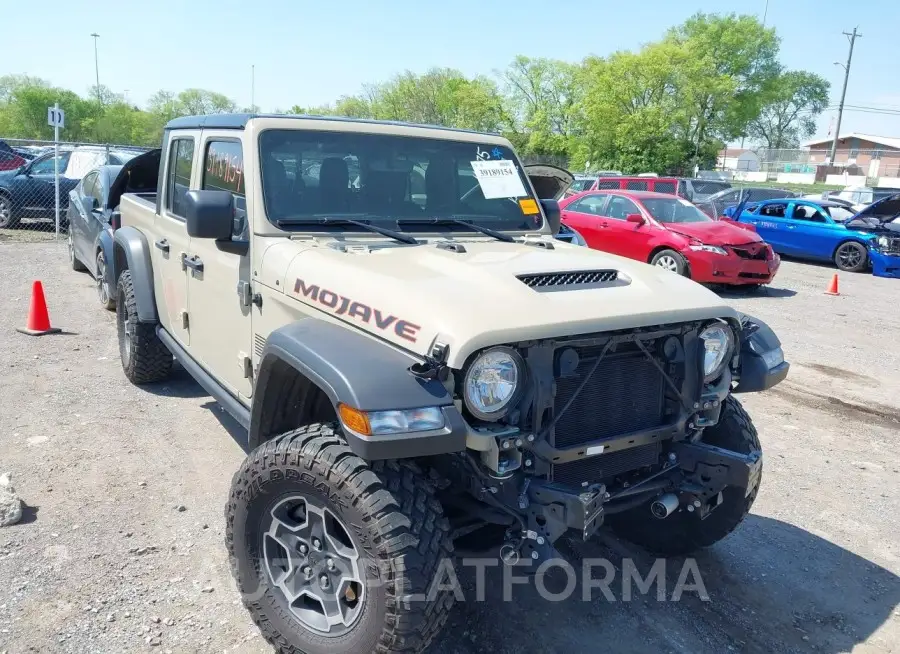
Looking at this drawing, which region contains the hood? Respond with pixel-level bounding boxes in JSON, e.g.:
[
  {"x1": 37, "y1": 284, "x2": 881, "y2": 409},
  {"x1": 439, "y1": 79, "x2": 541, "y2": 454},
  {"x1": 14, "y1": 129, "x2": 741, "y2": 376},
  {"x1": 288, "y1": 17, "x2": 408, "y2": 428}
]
[
  {"x1": 524, "y1": 164, "x2": 574, "y2": 200},
  {"x1": 108, "y1": 148, "x2": 161, "y2": 209},
  {"x1": 266, "y1": 237, "x2": 738, "y2": 368},
  {"x1": 665, "y1": 220, "x2": 762, "y2": 245},
  {"x1": 846, "y1": 194, "x2": 900, "y2": 231}
]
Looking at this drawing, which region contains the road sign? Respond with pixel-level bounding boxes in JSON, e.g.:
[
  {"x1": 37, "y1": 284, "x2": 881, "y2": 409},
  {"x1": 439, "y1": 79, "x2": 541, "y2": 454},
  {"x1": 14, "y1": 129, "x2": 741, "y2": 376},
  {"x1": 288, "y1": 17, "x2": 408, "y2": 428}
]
[{"x1": 47, "y1": 106, "x2": 65, "y2": 129}]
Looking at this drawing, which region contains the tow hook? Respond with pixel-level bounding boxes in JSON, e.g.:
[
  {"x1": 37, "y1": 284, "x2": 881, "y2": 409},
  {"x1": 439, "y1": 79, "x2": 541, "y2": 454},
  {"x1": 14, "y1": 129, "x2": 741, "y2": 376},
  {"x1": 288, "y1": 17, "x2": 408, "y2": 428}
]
[{"x1": 650, "y1": 493, "x2": 680, "y2": 519}]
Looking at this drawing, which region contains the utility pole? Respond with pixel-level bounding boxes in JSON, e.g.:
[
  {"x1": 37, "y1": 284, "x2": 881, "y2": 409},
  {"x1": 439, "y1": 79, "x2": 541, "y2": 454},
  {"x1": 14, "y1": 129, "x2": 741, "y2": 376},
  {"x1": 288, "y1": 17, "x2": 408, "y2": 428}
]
[
  {"x1": 830, "y1": 27, "x2": 862, "y2": 164},
  {"x1": 762, "y1": 0, "x2": 769, "y2": 27},
  {"x1": 90, "y1": 33, "x2": 101, "y2": 104}
]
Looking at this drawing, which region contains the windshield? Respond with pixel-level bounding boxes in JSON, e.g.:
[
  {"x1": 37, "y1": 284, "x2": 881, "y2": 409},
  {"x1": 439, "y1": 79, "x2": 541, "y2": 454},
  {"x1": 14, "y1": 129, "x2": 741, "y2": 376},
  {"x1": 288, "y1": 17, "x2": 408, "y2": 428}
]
[
  {"x1": 569, "y1": 179, "x2": 595, "y2": 192},
  {"x1": 691, "y1": 180, "x2": 731, "y2": 195},
  {"x1": 642, "y1": 198, "x2": 712, "y2": 224},
  {"x1": 259, "y1": 130, "x2": 542, "y2": 232},
  {"x1": 827, "y1": 206, "x2": 856, "y2": 222}
]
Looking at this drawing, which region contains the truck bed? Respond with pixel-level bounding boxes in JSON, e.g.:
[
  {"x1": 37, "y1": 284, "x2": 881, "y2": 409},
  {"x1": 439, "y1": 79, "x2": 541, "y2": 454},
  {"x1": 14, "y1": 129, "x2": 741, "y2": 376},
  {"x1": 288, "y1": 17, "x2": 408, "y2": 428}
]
[{"x1": 119, "y1": 192, "x2": 159, "y2": 231}]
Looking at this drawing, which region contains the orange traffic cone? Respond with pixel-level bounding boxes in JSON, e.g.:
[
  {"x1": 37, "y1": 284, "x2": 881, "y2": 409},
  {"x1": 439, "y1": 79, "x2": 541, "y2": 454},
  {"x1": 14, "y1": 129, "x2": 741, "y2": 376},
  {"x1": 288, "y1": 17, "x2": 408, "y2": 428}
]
[
  {"x1": 825, "y1": 273, "x2": 840, "y2": 296},
  {"x1": 16, "y1": 281, "x2": 61, "y2": 336}
]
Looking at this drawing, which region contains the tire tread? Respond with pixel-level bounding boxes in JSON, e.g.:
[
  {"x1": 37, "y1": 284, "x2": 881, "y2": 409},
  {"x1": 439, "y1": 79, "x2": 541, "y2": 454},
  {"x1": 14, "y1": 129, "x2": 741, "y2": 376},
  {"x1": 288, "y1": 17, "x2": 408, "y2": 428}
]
[
  {"x1": 225, "y1": 423, "x2": 456, "y2": 654},
  {"x1": 116, "y1": 270, "x2": 172, "y2": 384}
]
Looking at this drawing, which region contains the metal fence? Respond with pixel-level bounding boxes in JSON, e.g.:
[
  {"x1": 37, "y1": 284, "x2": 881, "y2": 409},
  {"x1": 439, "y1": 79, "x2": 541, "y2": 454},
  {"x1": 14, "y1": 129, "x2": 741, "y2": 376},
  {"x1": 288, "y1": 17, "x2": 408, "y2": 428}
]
[
  {"x1": 719, "y1": 147, "x2": 900, "y2": 185},
  {"x1": 0, "y1": 137, "x2": 152, "y2": 243}
]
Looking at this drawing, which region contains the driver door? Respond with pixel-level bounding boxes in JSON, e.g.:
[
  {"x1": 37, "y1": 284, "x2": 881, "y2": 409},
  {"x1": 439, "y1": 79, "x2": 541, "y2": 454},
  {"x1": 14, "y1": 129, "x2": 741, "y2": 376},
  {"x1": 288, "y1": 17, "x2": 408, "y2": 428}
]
[
  {"x1": 184, "y1": 134, "x2": 253, "y2": 400},
  {"x1": 783, "y1": 203, "x2": 838, "y2": 259}
]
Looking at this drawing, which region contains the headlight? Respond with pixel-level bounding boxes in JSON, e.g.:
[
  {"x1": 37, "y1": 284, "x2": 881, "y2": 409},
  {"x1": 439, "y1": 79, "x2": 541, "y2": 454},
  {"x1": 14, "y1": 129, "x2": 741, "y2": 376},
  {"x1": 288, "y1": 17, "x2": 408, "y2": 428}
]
[
  {"x1": 699, "y1": 323, "x2": 734, "y2": 381},
  {"x1": 464, "y1": 347, "x2": 524, "y2": 420},
  {"x1": 689, "y1": 244, "x2": 728, "y2": 255}
]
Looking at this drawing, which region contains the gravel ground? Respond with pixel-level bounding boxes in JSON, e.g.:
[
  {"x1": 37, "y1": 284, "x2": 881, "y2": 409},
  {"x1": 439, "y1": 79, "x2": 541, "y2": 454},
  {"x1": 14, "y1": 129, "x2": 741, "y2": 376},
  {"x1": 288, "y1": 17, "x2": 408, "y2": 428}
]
[{"x1": 0, "y1": 241, "x2": 898, "y2": 654}]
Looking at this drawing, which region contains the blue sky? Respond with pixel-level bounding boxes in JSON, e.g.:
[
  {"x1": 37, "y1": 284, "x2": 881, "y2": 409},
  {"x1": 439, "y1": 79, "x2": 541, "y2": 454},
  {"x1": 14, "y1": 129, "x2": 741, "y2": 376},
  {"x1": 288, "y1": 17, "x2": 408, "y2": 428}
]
[{"x1": 6, "y1": 0, "x2": 899, "y2": 141}]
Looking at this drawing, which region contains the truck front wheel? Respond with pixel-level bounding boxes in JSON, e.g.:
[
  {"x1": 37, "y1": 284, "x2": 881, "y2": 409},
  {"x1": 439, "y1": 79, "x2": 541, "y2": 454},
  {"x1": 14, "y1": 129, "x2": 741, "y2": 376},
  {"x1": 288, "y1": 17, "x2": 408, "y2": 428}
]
[
  {"x1": 607, "y1": 396, "x2": 762, "y2": 556},
  {"x1": 116, "y1": 270, "x2": 172, "y2": 384},
  {"x1": 226, "y1": 423, "x2": 456, "y2": 654}
]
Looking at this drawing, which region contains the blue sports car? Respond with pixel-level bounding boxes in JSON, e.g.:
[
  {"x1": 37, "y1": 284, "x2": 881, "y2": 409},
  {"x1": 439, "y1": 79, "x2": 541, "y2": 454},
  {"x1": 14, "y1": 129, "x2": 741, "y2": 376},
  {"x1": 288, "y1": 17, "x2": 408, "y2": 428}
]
[{"x1": 724, "y1": 198, "x2": 877, "y2": 273}]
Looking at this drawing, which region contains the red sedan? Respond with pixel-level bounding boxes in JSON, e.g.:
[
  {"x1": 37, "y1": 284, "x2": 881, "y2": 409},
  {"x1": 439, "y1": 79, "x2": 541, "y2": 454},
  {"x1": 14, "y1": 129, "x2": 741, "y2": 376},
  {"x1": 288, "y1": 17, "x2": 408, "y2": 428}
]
[{"x1": 560, "y1": 190, "x2": 780, "y2": 286}]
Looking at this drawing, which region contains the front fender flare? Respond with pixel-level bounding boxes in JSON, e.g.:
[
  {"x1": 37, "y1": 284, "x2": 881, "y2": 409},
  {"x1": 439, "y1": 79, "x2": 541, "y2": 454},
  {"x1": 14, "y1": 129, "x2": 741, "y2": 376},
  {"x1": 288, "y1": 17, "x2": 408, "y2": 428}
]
[
  {"x1": 250, "y1": 320, "x2": 468, "y2": 460},
  {"x1": 733, "y1": 313, "x2": 789, "y2": 393},
  {"x1": 112, "y1": 226, "x2": 158, "y2": 323}
]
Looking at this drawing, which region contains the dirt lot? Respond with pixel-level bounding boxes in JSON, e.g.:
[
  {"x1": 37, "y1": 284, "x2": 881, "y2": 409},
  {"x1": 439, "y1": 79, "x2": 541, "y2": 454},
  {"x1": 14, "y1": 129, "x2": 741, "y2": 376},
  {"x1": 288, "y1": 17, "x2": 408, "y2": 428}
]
[{"x1": 1, "y1": 240, "x2": 898, "y2": 654}]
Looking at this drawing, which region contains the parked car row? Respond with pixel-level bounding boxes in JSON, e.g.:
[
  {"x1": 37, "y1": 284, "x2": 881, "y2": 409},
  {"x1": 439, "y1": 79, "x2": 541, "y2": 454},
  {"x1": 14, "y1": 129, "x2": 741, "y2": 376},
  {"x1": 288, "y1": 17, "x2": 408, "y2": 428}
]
[
  {"x1": 557, "y1": 172, "x2": 900, "y2": 282},
  {"x1": 0, "y1": 145, "x2": 146, "y2": 229}
]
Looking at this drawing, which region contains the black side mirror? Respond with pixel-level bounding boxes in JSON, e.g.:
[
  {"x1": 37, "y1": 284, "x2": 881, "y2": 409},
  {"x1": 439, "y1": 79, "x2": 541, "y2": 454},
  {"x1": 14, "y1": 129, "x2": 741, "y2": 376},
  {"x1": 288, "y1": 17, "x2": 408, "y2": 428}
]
[
  {"x1": 540, "y1": 198, "x2": 561, "y2": 235},
  {"x1": 82, "y1": 196, "x2": 99, "y2": 214},
  {"x1": 184, "y1": 190, "x2": 234, "y2": 240}
]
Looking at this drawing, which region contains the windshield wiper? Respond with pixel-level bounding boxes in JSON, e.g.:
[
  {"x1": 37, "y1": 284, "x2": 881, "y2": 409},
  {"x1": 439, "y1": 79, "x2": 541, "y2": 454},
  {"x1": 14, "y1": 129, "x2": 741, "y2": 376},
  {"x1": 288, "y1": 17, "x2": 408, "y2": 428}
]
[
  {"x1": 396, "y1": 217, "x2": 516, "y2": 243},
  {"x1": 275, "y1": 215, "x2": 419, "y2": 245}
]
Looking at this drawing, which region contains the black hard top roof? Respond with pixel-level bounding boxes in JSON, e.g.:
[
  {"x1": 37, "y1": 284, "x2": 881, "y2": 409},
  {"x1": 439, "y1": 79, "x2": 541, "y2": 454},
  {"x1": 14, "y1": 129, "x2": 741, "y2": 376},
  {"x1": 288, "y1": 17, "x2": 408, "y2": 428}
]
[{"x1": 164, "y1": 113, "x2": 498, "y2": 137}]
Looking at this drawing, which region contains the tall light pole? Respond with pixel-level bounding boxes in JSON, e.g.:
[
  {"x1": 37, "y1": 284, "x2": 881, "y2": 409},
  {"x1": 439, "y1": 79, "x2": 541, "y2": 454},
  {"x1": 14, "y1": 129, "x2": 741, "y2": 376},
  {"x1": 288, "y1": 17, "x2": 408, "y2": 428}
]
[
  {"x1": 762, "y1": 0, "x2": 769, "y2": 26},
  {"x1": 829, "y1": 27, "x2": 862, "y2": 164},
  {"x1": 90, "y1": 33, "x2": 101, "y2": 104}
]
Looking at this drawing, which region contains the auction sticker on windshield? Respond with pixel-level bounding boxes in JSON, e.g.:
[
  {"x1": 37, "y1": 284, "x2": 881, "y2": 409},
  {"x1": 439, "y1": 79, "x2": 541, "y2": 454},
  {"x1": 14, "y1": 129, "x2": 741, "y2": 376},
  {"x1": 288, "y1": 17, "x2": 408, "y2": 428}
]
[{"x1": 470, "y1": 160, "x2": 527, "y2": 199}]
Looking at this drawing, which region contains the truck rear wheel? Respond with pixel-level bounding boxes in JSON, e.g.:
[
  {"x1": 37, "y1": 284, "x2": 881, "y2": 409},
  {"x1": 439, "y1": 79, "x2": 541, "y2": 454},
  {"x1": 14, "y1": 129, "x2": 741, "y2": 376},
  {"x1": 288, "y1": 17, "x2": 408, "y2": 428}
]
[
  {"x1": 116, "y1": 270, "x2": 172, "y2": 384},
  {"x1": 226, "y1": 423, "x2": 456, "y2": 654},
  {"x1": 607, "y1": 396, "x2": 762, "y2": 555}
]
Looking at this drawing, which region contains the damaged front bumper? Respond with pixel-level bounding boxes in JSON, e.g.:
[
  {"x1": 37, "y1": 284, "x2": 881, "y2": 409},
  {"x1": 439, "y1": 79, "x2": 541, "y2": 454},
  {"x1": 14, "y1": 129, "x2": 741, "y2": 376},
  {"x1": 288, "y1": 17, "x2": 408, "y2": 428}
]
[
  {"x1": 517, "y1": 438, "x2": 762, "y2": 563},
  {"x1": 870, "y1": 249, "x2": 900, "y2": 279}
]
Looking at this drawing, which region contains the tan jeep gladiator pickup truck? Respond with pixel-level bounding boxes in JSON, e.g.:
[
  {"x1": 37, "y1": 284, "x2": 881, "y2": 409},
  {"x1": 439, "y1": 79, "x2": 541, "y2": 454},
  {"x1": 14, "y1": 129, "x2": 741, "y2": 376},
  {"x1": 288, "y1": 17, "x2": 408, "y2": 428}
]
[{"x1": 111, "y1": 113, "x2": 789, "y2": 654}]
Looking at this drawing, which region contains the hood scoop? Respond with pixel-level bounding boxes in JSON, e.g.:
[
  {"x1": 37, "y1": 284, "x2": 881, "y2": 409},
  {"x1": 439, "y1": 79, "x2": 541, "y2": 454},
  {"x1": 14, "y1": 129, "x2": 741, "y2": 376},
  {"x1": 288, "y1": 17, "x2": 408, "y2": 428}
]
[{"x1": 517, "y1": 269, "x2": 625, "y2": 292}]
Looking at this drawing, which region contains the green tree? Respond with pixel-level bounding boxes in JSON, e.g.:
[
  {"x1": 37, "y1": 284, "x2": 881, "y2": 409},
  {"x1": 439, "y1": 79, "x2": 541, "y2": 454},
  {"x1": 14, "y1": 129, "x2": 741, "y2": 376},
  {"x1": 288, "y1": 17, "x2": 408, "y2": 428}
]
[
  {"x1": 501, "y1": 56, "x2": 580, "y2": 157},
  {"x1": 0, "y1": 75, "x2": 50, "y2": 103},
  {"x1": 365, "y1": 68, "x2": 505, "y2": 132},
  {"x1": 746, "y1": 71, "x2": 830, "y2": 148},
  {"x1": 665, "y1": 13, "x2": 780, "y2": 163}
]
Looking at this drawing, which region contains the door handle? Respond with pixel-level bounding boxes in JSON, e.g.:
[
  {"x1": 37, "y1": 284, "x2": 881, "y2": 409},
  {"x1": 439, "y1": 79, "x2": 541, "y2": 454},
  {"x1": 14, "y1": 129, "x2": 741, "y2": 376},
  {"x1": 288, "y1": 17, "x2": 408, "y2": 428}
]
[
  {"x1": 154, "y1": 238, "x2": 170, "y2": 253},
  {"x1": 182, "y1": 253, "x2": 204, "y2": 274}
]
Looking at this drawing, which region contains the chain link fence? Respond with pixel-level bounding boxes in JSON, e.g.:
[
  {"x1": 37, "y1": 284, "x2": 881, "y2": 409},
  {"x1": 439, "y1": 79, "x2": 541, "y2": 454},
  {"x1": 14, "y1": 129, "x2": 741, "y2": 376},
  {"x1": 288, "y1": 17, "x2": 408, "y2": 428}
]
[
  {"x1": 0, "y1": 137, "x2": 152, "y2": 243},
  {"x1": 717, "y1": 147, "x2": 900, "y2": 188}
]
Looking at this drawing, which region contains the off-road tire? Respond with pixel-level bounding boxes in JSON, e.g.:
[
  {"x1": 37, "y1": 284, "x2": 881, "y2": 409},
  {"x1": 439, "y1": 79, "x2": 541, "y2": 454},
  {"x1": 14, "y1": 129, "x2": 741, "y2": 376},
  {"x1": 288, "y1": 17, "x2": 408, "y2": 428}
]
[
  {"x1": 116, "y1": 270, "x2": 172, "y2": 384},
  {"x1": 833, "y1": 241, "x2": 868, "y2": 273},
  {"x1": 0, "y1": 194, "x2": 18, "y2": 229},
  {"x1": 607, "y1": 396, "x2": 761, "y2": 556},
  {"x1": 650, "y1": 249, "x2": 689, "y2": 276},
  {"x1": 226, "y1": 423, "x2": 456, "y2": 654},
  {"x1": 68, "y1": 232, "x2": 87, "y2": 271}
]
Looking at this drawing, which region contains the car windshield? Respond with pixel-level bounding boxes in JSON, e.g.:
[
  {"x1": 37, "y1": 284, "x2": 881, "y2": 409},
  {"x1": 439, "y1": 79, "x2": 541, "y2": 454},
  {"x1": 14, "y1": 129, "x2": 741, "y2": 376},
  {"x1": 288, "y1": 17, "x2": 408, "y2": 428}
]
[
  {"x1": 691, "y1": 180, "x2": 731, "y2": 194},
  {"x1": 642, "y1": 197, "x2": 712, "y2": 223},
  {"x1": 827, "y1": 206, "x2": 856, "y2": 222},
  {"x1": 569, "y1": 179, "x2": 595, "y2": 192},
  {"x1": 259, "y1": 129, "x2": 542, "y2": 232}
]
